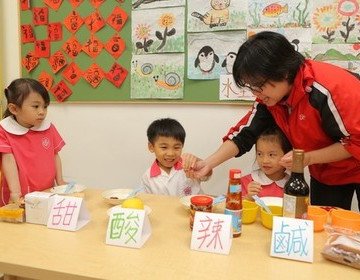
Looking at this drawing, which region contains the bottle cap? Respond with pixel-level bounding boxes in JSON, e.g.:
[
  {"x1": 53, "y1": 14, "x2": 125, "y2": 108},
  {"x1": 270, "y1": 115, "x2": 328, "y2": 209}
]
[
  {"x1": 190, "y1": 195, "x2": 213, "y2": 206},
  {"x1": 229, "y1": 169, "x2": 241, "y2": 179}
]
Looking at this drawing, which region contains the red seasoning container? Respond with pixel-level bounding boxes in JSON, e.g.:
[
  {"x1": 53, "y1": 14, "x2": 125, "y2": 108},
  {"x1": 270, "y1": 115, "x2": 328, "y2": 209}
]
[{"x1": 189, "y1": 195, "x2": 213, "y2": 230}]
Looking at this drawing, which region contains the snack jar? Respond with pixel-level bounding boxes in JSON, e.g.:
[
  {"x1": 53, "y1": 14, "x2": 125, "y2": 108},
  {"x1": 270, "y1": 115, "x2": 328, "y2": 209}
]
[{"x1": 189, "y1": 195, "x2": 213, "y2": 230}]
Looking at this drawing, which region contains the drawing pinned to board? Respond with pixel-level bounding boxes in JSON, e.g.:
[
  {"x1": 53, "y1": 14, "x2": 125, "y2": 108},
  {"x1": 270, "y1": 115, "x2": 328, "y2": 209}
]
[
  {"x1": 131, "y1": 53, "x2": 184, "y2": 99},
  {"x1": 132, "y1": 0, "x2": 185, "y2": 10},
  {"x1": 187, "y1": 0, "x2": 247, "y2": 32},
  {"x1": 188, "y1": 31, "x2": 246, "y2": 80},
  {"x1": 219, "y1": 75, "x2": 255, "y2": 101},
  {"x1": 312, "y1": 43, "x2": 360, "y2": 74},
  {"x1": 312, "y1": 0, "x2": 360, "y2": 44},
  {"x1": 132, "y1": 7, "x2": 185, "y2": 54},
  {"x1": 247, "y1": 0, "x2": 311, "y2": 29},
  {"x1": 247, "y1": 28, "x2": 312, "y2": 57}
]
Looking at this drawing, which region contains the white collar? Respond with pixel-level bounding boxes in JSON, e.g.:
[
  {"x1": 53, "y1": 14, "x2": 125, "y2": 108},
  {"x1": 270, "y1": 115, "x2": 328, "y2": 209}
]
[
  {"x1": 250, "y1": 163, "x2": 290, "y2": 188},
  {"x1": 0, "y1": 116, "x2": 51, "y2": 135}
]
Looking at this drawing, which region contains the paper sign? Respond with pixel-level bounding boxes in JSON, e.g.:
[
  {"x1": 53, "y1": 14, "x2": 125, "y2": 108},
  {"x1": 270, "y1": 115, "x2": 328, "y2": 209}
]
[
  {"x1": 82, "y1": 34, "x2": 103, "y2": 58},
  {"x1": 48, "y1": 22, "x2": 62, "y2": 41},
  {"x1": 48, "y1": 50, "x2": 67, "y2": 73},
  {"x1": 106, "y1": 6, "x2": 128, "y2": 32},
  {"x1": 69, "y1": 0, "x2": 84, "y2": 9},
  {"x1": 83, "y1": 64, "x2": 104, "y2": 88},
  {"x1": 106, "y1": 207, "x2": 151, "y2": 248},
  {"x1": 22, "y1": 52, "x2": 39, "y2": 72},
  {"x1": 191, "y1": 212, "x2": 232, "y2": 255},
  {"x1": 106, "y1": 62, "x2": 128, "y2": 88},
  {"x1": 51, "y1": 80, "x2": 72, "y2": 102},
  {"x1": 38, "y1": 71, "x2": 54, "y2": 91},
  {"x1": 47, "y1": 195, "x2": 90, "y2": 231},
  {"x1": 64, "y1": 10, "x2": 84, "y2": 34},
  {"x1": 44, "y1": 0, "x2": 63, "y2": 11},
  {"x1": 62, "y1": 62, "x2": 82, "y2": 85},
  {"x1": 35, "y1": 40, "x2": 51, "y2": 58},
  {"x1": 33, "y1": 7, "x2": 48, "y2": 25},
  {"x1": 21, "y1": 24, "x2": 35, "y2": 43},
  {"x1": 20, "y1": 0, "x2": 30, "y2": 11},
  {"x1": 25, "y1": 192, "x2": 56, "y2": 225},
  {"x1": 270, "y1": 216, "x2": 314, "y2": 263},
  {"x1": 84, "y1": 11, "x2": 105, "y2": 33},
  {"x1": 90, "y1": 0, "x2": 105, "y2": 8},
  {"x1": 62, "y1": 37, "x2": 82, "y2": 58},
  {"x1": 104, "y1": 34, "x2": 126, "y2": 59}
]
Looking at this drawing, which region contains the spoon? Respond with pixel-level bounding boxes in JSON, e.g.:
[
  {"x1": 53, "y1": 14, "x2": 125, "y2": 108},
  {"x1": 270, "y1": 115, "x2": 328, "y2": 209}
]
[
  {"x1": 64, "y1": 182, "x2": 76, "y2": 194},
  {"x1": 252, "y1": 195, "x2": 272, "y2": 214},
  {"x1": 212, "y1": 194, "x2": 226, "y2": 205},
  {"x1": 126, "y1": 186, "x2": 145, "y2": 198}
]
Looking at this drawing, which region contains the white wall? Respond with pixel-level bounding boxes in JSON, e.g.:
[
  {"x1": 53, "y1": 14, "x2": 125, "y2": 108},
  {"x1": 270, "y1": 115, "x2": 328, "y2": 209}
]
[{"x1": 1, "y1": 1, "x2": 358, "y2": 210}]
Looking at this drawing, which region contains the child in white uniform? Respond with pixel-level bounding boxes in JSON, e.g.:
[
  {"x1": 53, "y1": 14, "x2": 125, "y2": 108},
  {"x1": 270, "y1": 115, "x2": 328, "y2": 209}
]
[{"x1": 141, "y1": 118, "x2": 210, "y2": 196}]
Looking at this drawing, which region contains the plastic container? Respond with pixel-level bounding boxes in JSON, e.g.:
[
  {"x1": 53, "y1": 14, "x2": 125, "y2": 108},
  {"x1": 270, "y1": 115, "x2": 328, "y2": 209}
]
[
  {"x1": 189, "y1": 195, "x2": 213, "y2": 230},
  {"x1": 260, "y1": 205, "x2": 283, "y2": 229},
  {"x1": 0, "y1": 204, "x2": 25, "y2": 223},
  {"x1": 330, "y1": 209, "x2": 360, "y2": 231},
  {"x1": 307, "y1": 205, "x2": 328, "y2": 232},
  {"x1": 242, "y1": 200, "x2": 259, "y2": 224}
]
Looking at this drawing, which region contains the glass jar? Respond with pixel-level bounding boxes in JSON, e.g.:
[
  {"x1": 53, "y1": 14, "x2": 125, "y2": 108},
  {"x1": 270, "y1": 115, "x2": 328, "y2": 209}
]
[{"x1": 189, "y1": 195, "x2": 213, "y2": 230}]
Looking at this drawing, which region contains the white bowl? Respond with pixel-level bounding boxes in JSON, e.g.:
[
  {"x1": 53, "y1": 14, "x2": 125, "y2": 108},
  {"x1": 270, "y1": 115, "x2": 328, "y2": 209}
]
[
  {"x1": 260, "y1": 196, "x2": 283, "y2": 207},
  {"x1": 102, "y1": 188, "x2": 135, "y2": 205},
  {"x1": 50, "y1": 184, "x2": 86, "y2": 194},
  {"x1": 107, "y1": 205, "x2": 152, "y2": 216}
]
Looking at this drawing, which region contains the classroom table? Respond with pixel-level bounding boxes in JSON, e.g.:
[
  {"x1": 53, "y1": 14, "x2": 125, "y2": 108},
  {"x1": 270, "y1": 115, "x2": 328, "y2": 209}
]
[{"x1": 0, "y1": 189, "x2": 358, "y2": 280}]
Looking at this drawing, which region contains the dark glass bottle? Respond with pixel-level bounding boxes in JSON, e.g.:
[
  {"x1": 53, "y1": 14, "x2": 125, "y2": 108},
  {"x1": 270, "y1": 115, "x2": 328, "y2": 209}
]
[
  {"x1": 283, "y1": 149, "x2": 310, "y2": 219},
  {"x1": 224, "y1": 169, "x2": 242, "y2": 237}
]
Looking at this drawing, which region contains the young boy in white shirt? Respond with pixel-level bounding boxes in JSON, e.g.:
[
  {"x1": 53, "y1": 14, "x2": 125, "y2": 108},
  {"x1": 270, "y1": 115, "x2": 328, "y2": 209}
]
[{"x1": 141, "y1": 118, "x2": 210, "y2": 196}]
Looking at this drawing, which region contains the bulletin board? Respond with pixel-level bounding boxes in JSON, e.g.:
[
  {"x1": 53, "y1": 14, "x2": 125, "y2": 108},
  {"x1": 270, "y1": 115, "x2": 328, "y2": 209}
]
[
  {"x1": 19, "y1": 1, "x2": 360, "y2": 104},
  {"x1": 18, "y1": 0, "x2": 248, "y2": 104}
]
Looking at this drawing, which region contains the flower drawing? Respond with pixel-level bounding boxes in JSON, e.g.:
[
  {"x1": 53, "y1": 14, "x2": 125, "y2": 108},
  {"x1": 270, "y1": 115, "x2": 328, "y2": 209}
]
[
  {"x1": 135, "y1": 23, "x2": 153, "y2": 53},
  {"x1": 156, "y1": 13, "x2": 176, "y2": 51},
  {"x1": 313, "y1": 5, "x2": 341, "y2": 43},
  {"x1": 337, "y1": 0, "x2": 359, "y2": 42}
]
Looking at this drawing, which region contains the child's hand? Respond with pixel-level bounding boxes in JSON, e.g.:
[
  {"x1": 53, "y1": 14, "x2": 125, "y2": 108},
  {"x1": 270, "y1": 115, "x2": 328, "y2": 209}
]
[
  {"x1": 247, "y1": 181, "x2": 262, "y2": 199},
  {"x1": 9, "y1": 193, "x2": 24, "y2": 207}
]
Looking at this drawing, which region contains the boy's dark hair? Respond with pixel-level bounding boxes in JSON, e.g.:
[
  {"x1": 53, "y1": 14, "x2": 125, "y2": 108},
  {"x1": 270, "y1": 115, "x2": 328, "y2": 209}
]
[
  {"x1": 233, "y1": 31, "x2": 305, "y2": 88},
  {"x1": 256, "y1": 126, "x2": 292, "y2": 154},
  {"x1": 147, "y1": 118, "x2": 186, "y2": 145},
  {"x1": 3, "y1": 78, "x2": 50, "y2": 118}
]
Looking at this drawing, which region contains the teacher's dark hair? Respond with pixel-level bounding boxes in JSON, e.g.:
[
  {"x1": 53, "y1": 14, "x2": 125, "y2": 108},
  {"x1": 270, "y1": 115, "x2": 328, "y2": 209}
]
[{"x1": 233, "y1": 31, "x2": 305, "y2": 88}]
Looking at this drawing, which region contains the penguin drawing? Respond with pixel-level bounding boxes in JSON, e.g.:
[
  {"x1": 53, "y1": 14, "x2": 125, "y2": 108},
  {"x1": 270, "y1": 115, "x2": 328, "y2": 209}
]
[
  {"x1": 194, "y1": 46, "x2": 219, "y2": 73},
  {"x1": 291, "y1": 39, "x2": 300, "y2": 51},
  {"x1": 221, "y1": 52, "x2": 237, "y2": 74}
]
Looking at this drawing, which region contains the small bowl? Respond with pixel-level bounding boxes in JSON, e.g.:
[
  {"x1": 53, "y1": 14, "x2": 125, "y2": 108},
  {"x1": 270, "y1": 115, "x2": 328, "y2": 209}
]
[
  {"x1": 330, "y1": 209, "x2": 360, "y2": 231},
  {"x1": 102, "y1": 188, "x2": 135, "y2": 205},
  {"x1": 307, "y1": 205, "x2": 328, "y2": 232},
  {"x1": 242, "y1": 200, "x2": 259, "y2": 224},
  {"x1": 260, "y1": 205, "x2": 283, "y2": 229}
]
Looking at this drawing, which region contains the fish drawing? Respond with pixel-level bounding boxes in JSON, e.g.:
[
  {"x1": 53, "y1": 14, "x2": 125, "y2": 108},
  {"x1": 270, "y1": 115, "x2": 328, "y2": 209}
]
[{"x1": 262, "y1": 3, "x2": 288, "y2": 17}]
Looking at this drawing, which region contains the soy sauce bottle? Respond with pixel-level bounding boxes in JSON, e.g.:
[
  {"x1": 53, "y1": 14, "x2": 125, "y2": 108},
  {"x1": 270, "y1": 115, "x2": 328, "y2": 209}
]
[
  {"x1": 224, "y1": 169, "x2": 242, "y2": 237},
  {"x1": 283, "y1": 149, "x2": 309, "y2": 219}
]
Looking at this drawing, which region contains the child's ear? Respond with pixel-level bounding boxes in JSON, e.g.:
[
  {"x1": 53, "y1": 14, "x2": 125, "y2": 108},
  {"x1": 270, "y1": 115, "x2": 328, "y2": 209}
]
[
  {"x1": 148, "y1": 142, "x2": 155, "y2": 153},
  {"x1": 8, "y1": 103, "x2": 18, "y2": 115}
]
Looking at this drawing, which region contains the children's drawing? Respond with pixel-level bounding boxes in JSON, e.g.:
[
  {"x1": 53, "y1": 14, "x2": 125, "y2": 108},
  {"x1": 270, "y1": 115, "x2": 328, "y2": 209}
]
[
  {"x1": 131, "y1": 53, "x2": 184, "y2": 99},
  {"x1": 219, "y1": 75, "x2": 255, "y2": 101},
  {"x1": 312, "y1": 0, "x2": 360, "y2": 44},
  {"x1": 311, "y1": 43, "x2": 360, "y2": 74},
  {"x1": 188, "y1": 0, "x2": 246, "y2": 32},
  {"x1": 247, "y1": 28, "x2": 312, "y2": 57},
  {"x1": 132, "y1": 7, "x2": 184, "y2": 54},
  {"x1": 188, "y1": 31, "x2": 246, "y2": 80},
  {"x1": 248, "y1": 0, "x2": 311, "y2": 29},
  {"x1": 132, "y1": 0, "x2": 185, "y2": 10}
]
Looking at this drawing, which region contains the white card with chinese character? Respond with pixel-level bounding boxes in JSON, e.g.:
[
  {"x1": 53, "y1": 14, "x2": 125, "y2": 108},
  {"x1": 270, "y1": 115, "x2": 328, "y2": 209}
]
[
  {"x1": 105, "y1": 207, "x2": 151, "y2": 248},
  {"x1": 270, "y1": 216, "x2": 314, "y2": 263},
  {"x1": 191, "y1": 212, "x2": 232, "y2": 255},
  {"x1": 47, "y1": 196, "x2": 90, "y2": 231}
]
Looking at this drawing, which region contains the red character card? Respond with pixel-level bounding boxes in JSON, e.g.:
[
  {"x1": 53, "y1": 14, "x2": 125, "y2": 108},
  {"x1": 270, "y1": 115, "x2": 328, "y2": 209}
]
[
  {"x1": 44, "y1": 0, "x2": 63, "y2": 11},
  {"x1": 62, "y1": 37, "x2": 82, "y2": 58},
  {"x1": 22, "y1": 52, "x2": 39, "y2": 72},
  {"x1": 82, "y1": 34, "x2": 103, "y2": 58},
  {"x1": 104, "y1": 34, "x2": 125, "y2": 59},
  {"x1": 51, "y1": 81, "x2": 72, "y2": 102},
  {"x1": 84, "y1": 11, "x2": 105, "y2": 33},
  {"x1": 48, "y1": 50, "x2": 67, "y2": 73},
  {"x1": 69, "y1": 0, "x2": 84, "y2": 9},
  {"x1": 83, "y1": 64, "x2": 104, "y2": 88},
  {"x1": 62, "y1": 62, "x2": 82, "y2": 85},
  {"x1": 38, "y1": 71, "x2": 54, "y2": 91},
  {"x1": 64, "y1": 10, "x2": 84, "y2": 34},
  {"x1": 106, "y1": 6, "x2": 128, "y2": 32},
  {"x1": 48, "y1": 22, "x2": 62, "y2": 41},
  {"x1": 89, "y1": 0, "x2": 105, "y2": 8},
  {"x1": 20, "y1": 0, "x2": 30, "y2": 11},
  {"x1": 35, "y1": 40, "x2": 51, "y2": 58},
  {"x1": 21, "y1": 24, "x2": 35, "y2": 43},
  {"x1": 33, "y1": 7, "x2": 49, "y2": 25},
  {"x1": 106, "y1": 62, "x2": 128, "y2": 88}
]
